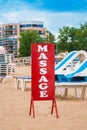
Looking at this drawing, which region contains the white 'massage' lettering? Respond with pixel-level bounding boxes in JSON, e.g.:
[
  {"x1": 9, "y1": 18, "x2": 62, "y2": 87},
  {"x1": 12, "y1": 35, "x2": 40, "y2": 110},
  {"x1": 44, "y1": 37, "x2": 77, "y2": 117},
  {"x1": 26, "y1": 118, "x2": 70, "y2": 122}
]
[
  {"x1": 38, "y1": 45, "x2": 48, "y2": 52},
  {"x1": 38, "y1": 53, "x2": 48, "y2": 60},
  {"x1": 40, "y1": 68, "x2": 47, "y2": 74},
  {"x1": 37, "y1": 45, "x2": 49, "y2": 98},
  {"x1": 40, "y1": 91, "x2": 48, "y2": 97},
  {"x1": 39, "y1": 83, "x2": 48, "y2": 90},
  {"x1": 39, "y1": 76, "x2": 48, "y2": 82},
  {"x1": 39, "y1": 60, "x2": 47, "y2": 67}
]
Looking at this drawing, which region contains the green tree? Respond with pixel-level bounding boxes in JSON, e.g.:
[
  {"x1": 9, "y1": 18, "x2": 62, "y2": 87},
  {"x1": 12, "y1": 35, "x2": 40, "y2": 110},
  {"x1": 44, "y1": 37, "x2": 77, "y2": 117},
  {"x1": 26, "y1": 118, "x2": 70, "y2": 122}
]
[
  {"x1": 47, "y1": 31, "x2": 55, "y2": 43},
  {"x1": 57, "y1": 22, "x2": 87, "y2": 52},
  {"x1": 19, "y1": 30, "x2": 43, "y2": 56},
  {"x1": 57, "y1": 26, "x2": 72, "y2": 52},
  {"x1": 45, "y1": 31, "x2": 56, "y2": 54},
  {"x1": 79, "y1": 22, "x2": 87, "y2": 51},
  {"x1": 57, "y1": 26, "x2": 84, "y2": 52}
]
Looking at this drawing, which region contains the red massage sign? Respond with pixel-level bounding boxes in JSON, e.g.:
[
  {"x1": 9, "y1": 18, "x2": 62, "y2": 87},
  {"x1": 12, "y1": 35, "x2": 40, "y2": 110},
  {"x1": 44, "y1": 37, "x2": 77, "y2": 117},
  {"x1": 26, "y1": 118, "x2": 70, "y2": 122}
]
[{"x1": 31, "y1": 43, "x2": 55, "y2": 100}]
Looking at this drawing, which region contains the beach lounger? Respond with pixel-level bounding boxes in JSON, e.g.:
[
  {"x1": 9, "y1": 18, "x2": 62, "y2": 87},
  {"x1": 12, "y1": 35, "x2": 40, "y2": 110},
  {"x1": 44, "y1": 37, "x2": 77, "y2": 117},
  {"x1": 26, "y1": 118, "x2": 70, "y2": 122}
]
[
  {"x1": 13, "y1": 76, "x2": 31, "y2": 91},
  {"x1": 55, "y1": 82, "x2": 87, "y2": 100},
  {"x1": 0, "y1": 63, "x2": 8, "y2": 83},
  {"x1": 0, "y1": 74, "x2": 6, "y2": 82},
  {"x1": 0, "y1": 63, "x2": 15, "y2": 83},
  {"x1": 0, "y1": 62, "x2": 16, "y2": 83}
]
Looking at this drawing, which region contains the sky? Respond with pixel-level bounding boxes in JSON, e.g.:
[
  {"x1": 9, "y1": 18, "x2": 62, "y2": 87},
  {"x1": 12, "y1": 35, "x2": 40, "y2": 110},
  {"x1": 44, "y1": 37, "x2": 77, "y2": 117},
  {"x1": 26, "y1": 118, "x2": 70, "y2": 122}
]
[{"x1": 0, "y1": 0, "x2": 87, "y2": 36}]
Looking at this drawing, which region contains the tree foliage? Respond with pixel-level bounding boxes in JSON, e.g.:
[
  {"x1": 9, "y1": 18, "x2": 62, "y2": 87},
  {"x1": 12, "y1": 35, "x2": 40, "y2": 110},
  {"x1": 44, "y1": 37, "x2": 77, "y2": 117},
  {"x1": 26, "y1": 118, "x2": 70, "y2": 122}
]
[
  {"x1": 19, "y1": 30, "x2": 55, "y2": 56},
  {"x1": 46, "y1": 31, "x2": 55, "y2": 43},
  {"x1": 19, "y1": 30, "x2": 43, "y2": 56},
  {"x1": 57, "y1": 22, "x2": 87, "y2": 52}
]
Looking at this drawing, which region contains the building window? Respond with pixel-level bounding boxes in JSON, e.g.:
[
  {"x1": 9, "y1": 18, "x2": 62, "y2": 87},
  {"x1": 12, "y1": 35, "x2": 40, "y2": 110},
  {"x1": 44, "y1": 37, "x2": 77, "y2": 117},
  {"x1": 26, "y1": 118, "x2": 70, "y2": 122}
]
[
  {"x1": 20, "y1": 25, "x2": 26, "y2": 28},
  {"x1": 32, "y1": 24, "x2": 38, "y2": 27},
  {"x1": 32, "y1": 24, "x2": 43, "y2": 28},
  {"x1": 26, "y1": 24, "x2": 32, "y2": 27},
  {"x1": 38, "y1": 24, "x2": 43, "y2": 28},
  {"x1": 38, "y1": 30, "x2": 43, "y2": 34},
  {"x1": 14, "y1": 25, "x2": 17, "y2": 28}
]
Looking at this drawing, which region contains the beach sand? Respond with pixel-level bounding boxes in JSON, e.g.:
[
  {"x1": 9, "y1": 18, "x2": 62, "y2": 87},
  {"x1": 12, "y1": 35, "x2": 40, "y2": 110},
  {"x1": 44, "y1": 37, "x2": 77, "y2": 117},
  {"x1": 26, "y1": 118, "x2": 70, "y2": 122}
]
[{"x1": 0, "y1": 66, "x2": 87, "y2": 130}]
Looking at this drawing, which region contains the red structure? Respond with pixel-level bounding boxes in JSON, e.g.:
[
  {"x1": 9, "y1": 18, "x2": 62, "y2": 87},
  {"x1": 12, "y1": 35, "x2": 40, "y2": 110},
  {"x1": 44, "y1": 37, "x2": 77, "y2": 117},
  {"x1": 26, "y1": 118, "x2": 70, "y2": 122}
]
[{"x1": 29, "y1": 43, "x2": 58, "y2": 118}]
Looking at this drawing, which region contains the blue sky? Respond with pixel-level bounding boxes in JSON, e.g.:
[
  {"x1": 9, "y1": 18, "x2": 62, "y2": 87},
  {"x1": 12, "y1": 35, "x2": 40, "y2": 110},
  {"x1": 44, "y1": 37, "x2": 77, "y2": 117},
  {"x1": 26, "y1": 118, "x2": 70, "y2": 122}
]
[{"x1": 0, "y1": 0, "x2": 87, "y2": 36}]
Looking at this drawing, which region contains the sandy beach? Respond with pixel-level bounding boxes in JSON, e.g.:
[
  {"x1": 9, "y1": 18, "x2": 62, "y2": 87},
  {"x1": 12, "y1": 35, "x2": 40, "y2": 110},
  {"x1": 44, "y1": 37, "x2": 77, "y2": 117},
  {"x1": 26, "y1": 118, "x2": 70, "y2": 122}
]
[{"x1": 0, "y1": 65, "x2": 87, "y2": 130}]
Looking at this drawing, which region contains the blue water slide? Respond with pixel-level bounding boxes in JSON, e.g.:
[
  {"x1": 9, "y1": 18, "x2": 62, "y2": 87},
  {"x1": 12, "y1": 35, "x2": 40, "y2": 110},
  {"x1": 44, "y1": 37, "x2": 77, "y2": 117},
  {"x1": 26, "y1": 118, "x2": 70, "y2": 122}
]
[
  {"x1": 55, "y1": 51, "x2": 77, "y2": 71},
  {"x1": 66, "y1": 61, "x2": 87, "y2": 78}
]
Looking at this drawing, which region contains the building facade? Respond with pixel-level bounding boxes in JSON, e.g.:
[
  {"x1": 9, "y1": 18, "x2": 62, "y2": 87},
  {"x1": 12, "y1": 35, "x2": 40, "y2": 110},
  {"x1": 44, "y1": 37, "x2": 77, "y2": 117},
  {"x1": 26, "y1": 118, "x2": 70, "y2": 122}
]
[{"x1": 0, "y1": 21, "x2": 49, "y2": 57}]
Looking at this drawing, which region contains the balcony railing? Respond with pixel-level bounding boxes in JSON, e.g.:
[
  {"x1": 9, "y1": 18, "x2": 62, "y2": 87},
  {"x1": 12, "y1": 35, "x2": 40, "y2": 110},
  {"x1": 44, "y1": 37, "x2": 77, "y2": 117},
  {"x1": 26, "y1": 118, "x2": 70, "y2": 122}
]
[{"x1": 2, "y1": 28, "x2": 17, "y2": 31}]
